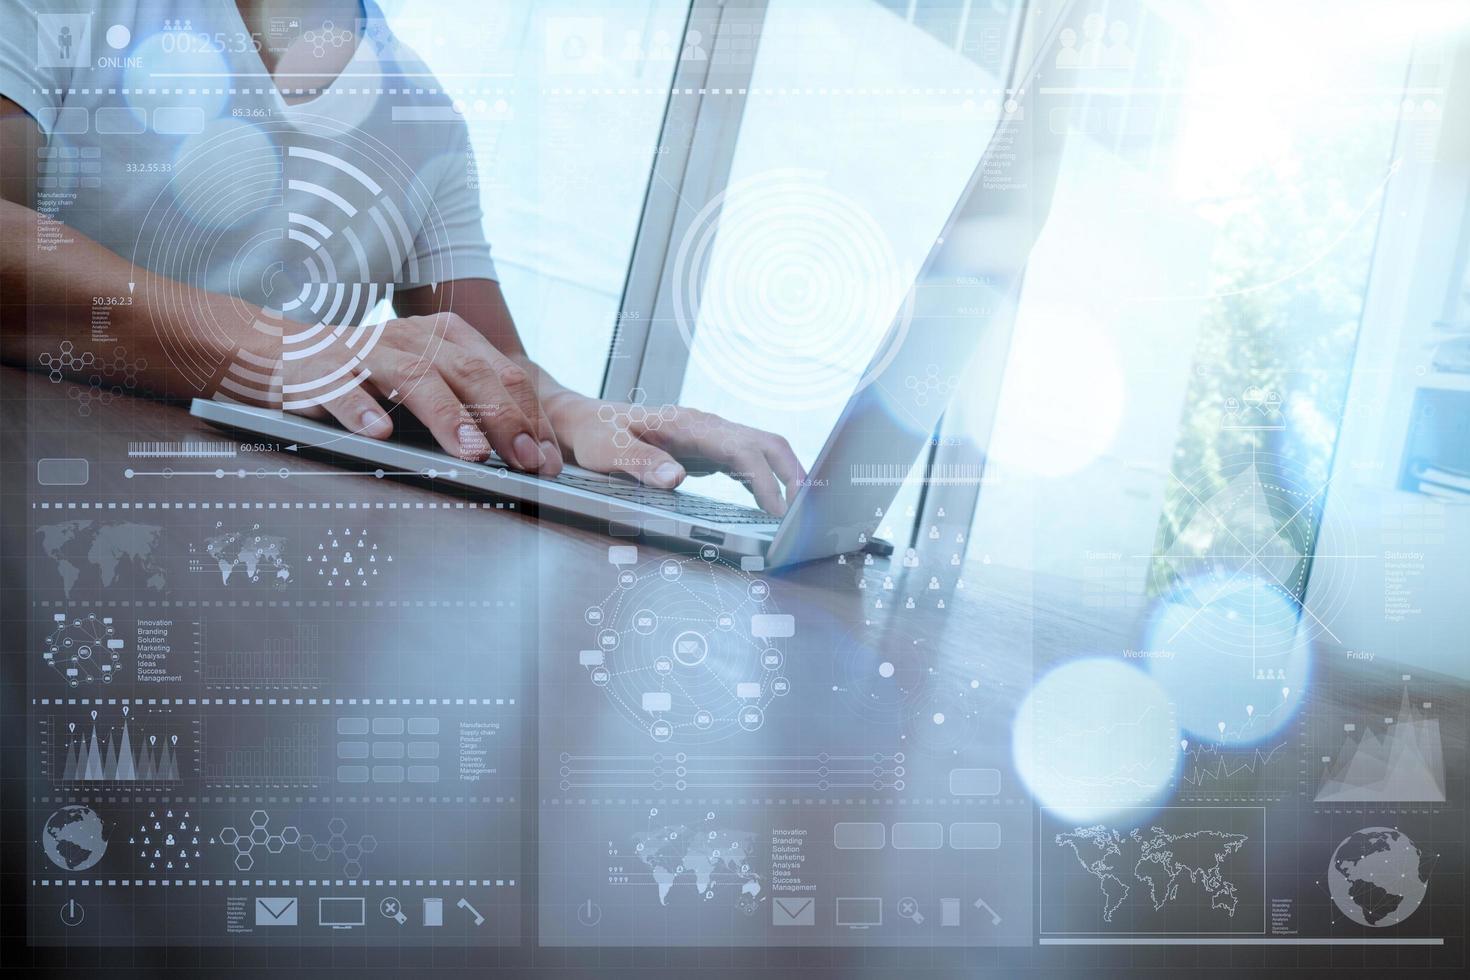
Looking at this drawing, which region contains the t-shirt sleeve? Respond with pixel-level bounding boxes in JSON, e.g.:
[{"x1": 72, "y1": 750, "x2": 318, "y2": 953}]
[
  {"x1": 0, "y1": 4, "x2": 77, "y2": 135},
  {"x1": 410, "y1": 118, "x2": 497, "y2": 285}
]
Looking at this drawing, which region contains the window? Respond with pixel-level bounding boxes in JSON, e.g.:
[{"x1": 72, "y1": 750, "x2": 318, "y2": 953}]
[
  {"x1": 668, "y1": 0, "x2": 1022, "y2": 505},
  {"x1": 381, "y1": 0, "x2": 690, "y2": 396},
  {"x1": 964, "y1": 0, "x2": 1415, "y2": 603}
]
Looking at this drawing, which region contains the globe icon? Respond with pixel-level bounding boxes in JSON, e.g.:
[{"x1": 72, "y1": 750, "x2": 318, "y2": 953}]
[
  {"x1": 42, "y1": 805, "x2": 108, "y2": 872},
  {"x1": 1328, "y1": 827, "x2": 1430, "y2": 927}
]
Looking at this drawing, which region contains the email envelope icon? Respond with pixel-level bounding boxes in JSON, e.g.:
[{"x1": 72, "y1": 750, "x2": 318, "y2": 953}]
[
  {"x1": 772, "y1": 896, "x2": 814, "y2": 926},
  {"x1": 642, "y1": 691, "x2": 672, "y2": 712},
  {"x1": 676, "y1": 638, "x2": 700, "y2": 655},
  {"x1": 255, "y1": 897, "x2": 298, "y2": 926}
]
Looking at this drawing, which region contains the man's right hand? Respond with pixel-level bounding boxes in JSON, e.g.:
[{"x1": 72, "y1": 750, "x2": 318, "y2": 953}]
[{"x1": 283, "y1": 311, "x2": 565, "y2": 475}]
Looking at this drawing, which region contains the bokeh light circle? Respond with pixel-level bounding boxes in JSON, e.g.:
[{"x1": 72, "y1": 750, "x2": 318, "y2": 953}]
[{"x1": 1012, "y1": 657, "x2": 1179, "y2": 822}]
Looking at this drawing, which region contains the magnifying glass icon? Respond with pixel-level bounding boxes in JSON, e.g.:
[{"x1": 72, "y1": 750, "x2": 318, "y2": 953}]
[
  {"x1": 897, "y1": 897, "x2": 923, "y2": 924},
  {"x1": 380, "y1": 896, "x2": 406, "y2": 925}
]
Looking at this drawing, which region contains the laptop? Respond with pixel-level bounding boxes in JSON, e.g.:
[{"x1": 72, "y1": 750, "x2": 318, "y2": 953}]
[{"x1": 192, "y1": 6, "x2": 1071, "y2": 568}]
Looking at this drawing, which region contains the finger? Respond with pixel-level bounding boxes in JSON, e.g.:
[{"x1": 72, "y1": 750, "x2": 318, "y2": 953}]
[
  {"x1": 612, "y1": 436, "x2": 686, "y2": 489},
  {"x1": 316, "y1": 375, "x2": 393, "y2": 439},
  {"x1": 728, "y1": 449, "x2": 788, "y2": 515},
  {"x1": 370, "y1": 355, "x2": 486, "y2": 461},
  {"x1": 440, "y1": 315, "x2": 563, "y2": 474},
  {"x1": 760, "y1": 434, "x2": 807, "y2": 506},
  {"x1": 437, "y1": 345, "x2": 555, "y2": 474}
]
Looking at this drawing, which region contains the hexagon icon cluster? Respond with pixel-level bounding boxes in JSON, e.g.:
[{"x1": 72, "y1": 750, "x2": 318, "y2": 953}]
[
  {"x1": 596, "y1": 388, "x2": 679, "y2": 450},
  {"x1": 38, "y1": 342, "x2": 145, "y2": 415},
  {"x1": 217, "y1": 810, "x2": 376, "y2": 878}
]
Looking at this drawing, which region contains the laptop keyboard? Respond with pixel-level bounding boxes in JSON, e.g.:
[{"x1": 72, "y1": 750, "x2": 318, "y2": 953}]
[{"x1": 552, "y1": 471, "x2": 782, "y2": 525}]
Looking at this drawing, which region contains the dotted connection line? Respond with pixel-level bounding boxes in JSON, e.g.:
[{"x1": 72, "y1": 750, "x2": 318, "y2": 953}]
[
  {"x1": 33, "y1": 878, "x2": 515, "y2": 888},
  {"x1": 31, "y1": 600, "x2": 518, "y2": 608},
  {"x1": 36, "y1": 795, "x2": 516, "y2": 805},
  {"x1": 36, "y1": 85, "x2": 1022, "y2": 97},
  {"x1": 33, "y1": 697, "x2": 513, "y2": 705},
  {"x1": 545, "y1": 796, "x2": 1028, "y2": 807},
  {"x1": 33, "y1": 500, "x2": 518, "y2": 510}
]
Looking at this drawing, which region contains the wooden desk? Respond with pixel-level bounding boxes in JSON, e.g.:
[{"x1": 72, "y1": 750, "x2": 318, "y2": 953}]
[{"x1": 2, "y1": 367, "x2": 1464, "y2": 976}]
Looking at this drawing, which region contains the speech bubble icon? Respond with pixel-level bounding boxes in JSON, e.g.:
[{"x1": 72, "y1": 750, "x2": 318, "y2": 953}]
[
  {"x1": 751, "y1": 613, "x2": 795, "y2": 639},
  {"x1": 736, "y1": 682, "x2": 762, "y2": 699},
  {"x1": 642, "y1": 691, "x2": 673, "y2": 713},
  {"x1": 579, "y1": 650, "x2": 605, "y2": 667},
  {"x1": 608, "y1": 545, "x2": 638, "y2": 566}
]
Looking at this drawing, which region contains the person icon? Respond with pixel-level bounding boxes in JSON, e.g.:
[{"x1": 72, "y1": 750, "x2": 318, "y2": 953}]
[
  {"x1": 928, "y1": 576, "x2": 940, "y2": 590},
  {"x1": 619, "y1": 29, "x2": 643, "y2": 61},
  {"x1": 649, "y1": 29, "x2": 675, "y2": 60},
  {"x1": 58, "y1": 25, "x2": 73, "y2": 60},
  {"x1": 903, "y1": 547, "x2": 919, "y2": 568},
  {"x1": 681, "y1": 29, "x2": 707, "y2": 61},
  {"x1": 1055, "y1": 27, "x2": 1079, "y2": 68},
  {"x1": 1103, "y1": 20, "x2": 1135, "y2": 68},
  {"x1": 904, "y1": 596, "x2": 915, "y2": 609},
  {"x1": 1078, "y1": 13, "x2": 1105, "y2": 65}
]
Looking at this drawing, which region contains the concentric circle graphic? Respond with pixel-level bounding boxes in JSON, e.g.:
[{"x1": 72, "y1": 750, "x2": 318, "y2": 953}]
[
  {"x1": 131, "y1": 113, "x2": 458, "y2": 419},
  {"x1": 672, "y1": 169, "x2": 913, "y2": 411},
  {"x1": 580, "y1": 549, "x2": 791, "y2": 744}
]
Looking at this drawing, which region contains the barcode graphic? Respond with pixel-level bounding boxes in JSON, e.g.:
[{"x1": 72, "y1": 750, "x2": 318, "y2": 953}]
[
  {"x1": 849, "y1": 463, "x2": 989, "y2": 486},
  {"x1": 127, "y1": 441, "x2": 238, "y2": 458}
]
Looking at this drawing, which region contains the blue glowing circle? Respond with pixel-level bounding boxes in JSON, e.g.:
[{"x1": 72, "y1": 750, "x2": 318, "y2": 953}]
[
  {"x1": 1012, "y1": 657, "x2": 1179, "y2": 823},
  {"x1": 1145, "y1": 574, "x2": 1311, "y2": 744}
]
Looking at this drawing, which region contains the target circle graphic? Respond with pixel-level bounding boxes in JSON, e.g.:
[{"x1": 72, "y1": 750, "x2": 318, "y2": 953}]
[
  {"x1": 672, "y1": 169, "x2": 913, "y2": 411},
  {"x1": 131, "y1": 113, "x2": 459, "y2": 420},
  {"x1": 580, "y1": 550, "x2": 791, "y2": 744}
]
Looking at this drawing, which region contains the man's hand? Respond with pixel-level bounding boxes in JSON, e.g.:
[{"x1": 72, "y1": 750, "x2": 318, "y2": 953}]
[
  {"x1": 288, "y1": 303, "x2": 806, "y2": 515},
  {"x1": 285, "y1": 311, "x2": 565, "y2": 475},
  {"x1": 543, "y1": 392, "x2": 807, "y2": 516}
]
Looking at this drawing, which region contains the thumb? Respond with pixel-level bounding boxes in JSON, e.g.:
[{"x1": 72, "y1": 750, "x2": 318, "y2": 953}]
[{"x1": 614, "y1": 437, "x2": 686, "y2": 488}]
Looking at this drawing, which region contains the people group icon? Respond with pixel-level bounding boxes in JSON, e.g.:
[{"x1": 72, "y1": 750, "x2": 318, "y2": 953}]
[
  {"x1": 620, "y1": 27, "x2": 709, "y2": 63},
  {"x1": 1056, "y1": 14, "x2": 1135, "y2": 69}
]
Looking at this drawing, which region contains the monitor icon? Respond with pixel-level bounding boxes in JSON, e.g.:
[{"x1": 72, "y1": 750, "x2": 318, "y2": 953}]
[
  {"x1": 318, "y1": 896, "x2": 365, "y2": 929},
  {"x1": 835, "y1": 896, "x2": 883, "y2": 929}
]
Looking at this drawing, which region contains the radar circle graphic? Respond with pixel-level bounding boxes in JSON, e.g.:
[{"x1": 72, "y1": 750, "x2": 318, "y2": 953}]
[
  {"x1": 671, "y1": 169, "x2": 913, "y2": 411},
  {"x1": 581, "y1": 551, "x2": 791, "y2": 744},
  {"x1": 1148, "y1": 449, "x2": 1358, "y2": 650},
  {"x1": 131, "y1": 113, "x2": 458, "y2": 418}
]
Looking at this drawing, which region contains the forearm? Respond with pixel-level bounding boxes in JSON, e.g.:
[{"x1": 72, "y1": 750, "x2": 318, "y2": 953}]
[{"x1": 0, "y1": 198, "x2": 272, "y2": 400}]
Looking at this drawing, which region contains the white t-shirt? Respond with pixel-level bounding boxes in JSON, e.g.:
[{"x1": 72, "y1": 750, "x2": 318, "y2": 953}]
[{"x1": 0, "y1": 0, "x2": 496, "y2": 323}]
